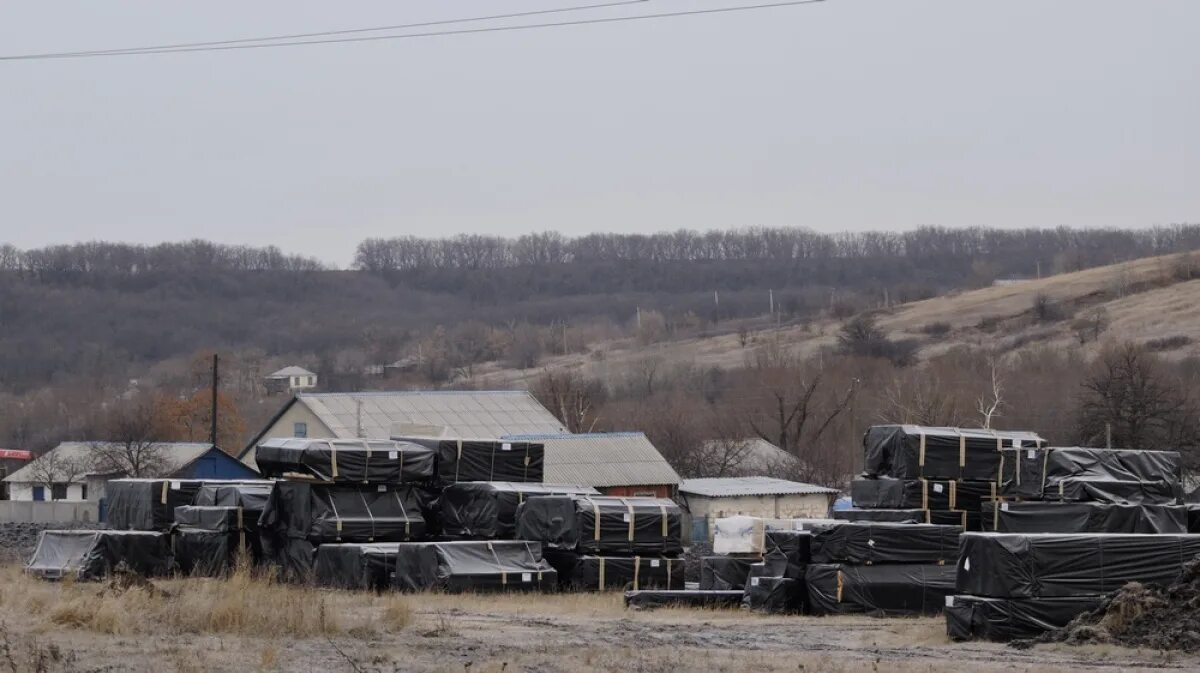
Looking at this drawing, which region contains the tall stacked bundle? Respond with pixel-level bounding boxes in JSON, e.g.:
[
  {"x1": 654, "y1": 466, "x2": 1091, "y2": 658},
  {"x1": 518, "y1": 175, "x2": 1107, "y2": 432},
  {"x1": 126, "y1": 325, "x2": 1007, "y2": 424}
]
[
  {"x1": 804, "y1": 521, "x2": 959, "y2": 616},
  {"x1": 517, "y1": 495, "x2": 686, "y2": 591},
  {"x1": 438, "y1": 482, "x2": 598, "y2": 540},
  {"x1": 837, "y1": 425, "x2": 1045, "y2": 531},
  {"x1": 391, "y1": 437, "x2": 545, "y2": 485},
  {"x1": 173, "y1": 481, "x2": 275, "y2": 575},
  {"x1": 983, "y1": 447, "x2": 1187, "y2": 533},
  {"x1": 106, "y1": 478, "x2": 272, "y2": 531},
  {"x1": 701, "y1": 516, "x2": 816, "y2": 613},
  {"x1": 946, "y1": 532, "x2": 1200, "y2": 641}
]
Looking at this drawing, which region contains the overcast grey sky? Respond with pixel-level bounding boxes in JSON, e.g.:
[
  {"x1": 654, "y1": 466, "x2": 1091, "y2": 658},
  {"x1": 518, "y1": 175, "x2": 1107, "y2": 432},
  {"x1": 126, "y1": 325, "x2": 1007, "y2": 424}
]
[{"x1": 0, "y1": 0, "x2": 1196, "y2": 267}]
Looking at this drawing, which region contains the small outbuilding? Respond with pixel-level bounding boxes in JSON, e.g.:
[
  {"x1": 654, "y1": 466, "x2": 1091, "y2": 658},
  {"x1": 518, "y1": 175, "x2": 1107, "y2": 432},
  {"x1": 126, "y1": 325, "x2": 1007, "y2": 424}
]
[
  {"x1": 679, "y1": 476, "x2": 838, "y2": 537},
  {"x1": 265, "y1": 366, "x2": 318, "y2": 395}
]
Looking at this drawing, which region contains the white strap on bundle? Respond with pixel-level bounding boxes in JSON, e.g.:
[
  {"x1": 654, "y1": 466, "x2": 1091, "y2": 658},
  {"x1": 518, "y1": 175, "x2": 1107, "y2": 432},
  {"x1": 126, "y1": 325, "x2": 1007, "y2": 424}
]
[
  {"x1": 957, "y1": 428, "x2": 967, "y2": 468},
  {"x1": 358, "y1": 489, "x2": 376, "y2": 542},
  {"x1": 592, "y1": 499, "x2": 602, "y2": 542},
  {"x1": 327, "y1": 493, "x2": 344, "y2": 541},
  {"x1": 632, "y1": 556, "x2": 641, "y2": 590},
  {"x1": 659, "y1": 504, "x2": 669, "y2": 538},
  {"x1": 329, "y1": 440, "x2": 339, "y2": 479},
  {"x1": 361, "y1": 440, "x2": 371, "y2": 484},
  {"x1": 391, "y1": 488, "x2": 411, "y2": 538},
  {"x1": 918, "y1": 432, "x2": 927, "y2": 467},
  {"x1": 487, "y1": 541, "x2": 506, "y2": 585},
  {"x1": 598, "y1": 557, "x2": 606, "y2": 590},
  {"x1": 919, "y1": 478, "x2": 929, "y2": 510},
  {"x1": 619, "y1": 498, "x2": 635, "y2": 543},
  {"x1": 455, "y1": 439, "x2": 463, "y2": 483},
  {"x1": 160, "y1": 481, "x2": 169, "y2": 505}
]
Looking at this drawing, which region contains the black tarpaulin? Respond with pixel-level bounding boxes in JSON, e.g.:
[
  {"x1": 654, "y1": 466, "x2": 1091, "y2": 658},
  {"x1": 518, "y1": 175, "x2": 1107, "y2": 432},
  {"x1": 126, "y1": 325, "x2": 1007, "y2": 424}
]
[
  {"x1": 174, "y1": 528, "x2": 239, "y2": 577},
  {"x1": 833, "y1": 508, "x2": 924, "y2": 523},
  {"x1": 742, "y1": 576, "x2": 802, "y2": 613},
  {"x1": 545, "y1": 552, "x2": 684, "y2": 591},
  {"x1": 851, "y1": 478, "x2": 996, "y2": 511},
  {"x1": 956, "y1": 532, "x2": 1200, "y2": 598},
  {"x1": 393, "y1": 540, "x2": 556, "y2": 592},
  {"x1": 998, "y1": 446, "x2": 1183, "y2": 502},
  {"x1": 255, "y1": 438, "x2": 436, "y2": 483},
  {"x1": 26, "y1": 530, "x2": 170, "y2": 581},
  {"x1": 762, "y1": 530, "x2": 810, "y2": 580},
  {"x1": 944, "y1": 594, "x2": 1105, "y2": 642},
  {"x1": 980, "y1": 501, "x2": 1188, "y2": 534},
  {"x1": 862, "y1": 425, "x2": 1044, "y2": 480},
  {"x1": 699, "y1": 556, "x2": 757, "y2": 590},
  {"x1": 439, "y1": 482, "x2": 599, "y2": 540},
  {"x1": 106, "y1": 479, "x2": 208, "y2": 531},
  {"x1": 808, "y1": 522, "x2": 961, "y2": 564},
  {"x1": 805, "y1": 563, "x2": 956, "y2": 616},
  {"x1": 313, "y1": 543, "x2": 401, "y2": 591},
  {"x1": 194, "y1": 482, "x2": 272, "y2": 511},
  {"x1": 174, "y1": 505, "x2": 245, "y2": 532},
  {"x1": 1045, "y1": 478, "x2": 1180, "y2": 505},
  {"x1": 258, "y1": 481, "x2": 426, "y2": 545},
  {"x1": 1188, "y1": 504, "x2": 1200, "y2": 533},
  {"x1": 394, "y1": 437, "x2": 545, "y2": 485},
  {"x1": 624, "y1": 589, "x2": 744, "y2": 610},
  {"x1": 515, "y1": 495, "x2": 684, "y2": 555}
]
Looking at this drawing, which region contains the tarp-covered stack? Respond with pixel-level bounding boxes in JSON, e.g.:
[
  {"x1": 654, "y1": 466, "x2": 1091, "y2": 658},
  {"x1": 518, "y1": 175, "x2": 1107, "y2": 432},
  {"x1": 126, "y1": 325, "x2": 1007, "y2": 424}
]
[
  {"x1": 439, "y1": 482, "x2": 598, "y2": 540},
  {"x1": 26, "y1": 530, "x2": 171, "y2": 580},
  {"x1": 805, "y1": 521, "x2": 959, "y2": 616},
  {"x1": 392, "y1": 437, "x2": 544, "y2": 485},
  {"x1": 107, "y1": 478, "x2": 271, "y2": 531},
  {"x1": 256, "y1": 438, "x2": 436, "y2": 483},
  {"x1": 519, "y1": 495, "x2": 685, "y2": 591},
  {"x1": 173, "y1": 505, "x2": 257, "y2": 576},
  {"x1": 983, "y1": 447, "x2": 1187, "y2": 533},
  {"x1": 702, "y1": 516, "x2": 816, "y2": 613},
  {"x1": 842, "y1": 425, "x2": 1045, "y2": 532},
  {"x1": 394, "y1": 540, "x2": 556, "y2": 592},
  {"x1": 946, "y1": 532, "x2": 1200, "y2": 641}
]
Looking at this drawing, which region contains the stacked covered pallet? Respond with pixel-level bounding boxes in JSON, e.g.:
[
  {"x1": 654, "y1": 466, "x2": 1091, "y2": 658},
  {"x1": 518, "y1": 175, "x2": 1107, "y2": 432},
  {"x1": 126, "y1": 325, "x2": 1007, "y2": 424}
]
[
  {"x1": 693, "y1": 515, "x2": 814, "y2": 613},
  {"x1": 837, "y1": 425, "x2": 1045, "y2": 531}
]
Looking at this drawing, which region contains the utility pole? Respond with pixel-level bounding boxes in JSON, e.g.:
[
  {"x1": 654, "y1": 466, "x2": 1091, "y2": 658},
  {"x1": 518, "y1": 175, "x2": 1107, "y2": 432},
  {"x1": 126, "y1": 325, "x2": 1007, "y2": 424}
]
[
  {"x1": 209, "y1": 354, "x2": 219, "y2": 447},
  {"x1": 636, "y1": 306, "x2": 642, "y2": 330},
  {"x1": 769, "y1": 289, "x2": 774, "y2": 316},
  {"x1": 1105, "y1": 422, "x2": 1112, "y2": 449}
]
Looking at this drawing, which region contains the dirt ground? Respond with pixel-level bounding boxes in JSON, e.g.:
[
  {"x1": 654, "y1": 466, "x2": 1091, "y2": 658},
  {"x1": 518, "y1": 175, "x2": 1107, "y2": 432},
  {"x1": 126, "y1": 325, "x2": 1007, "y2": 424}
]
[{"x1": 2, "y1": 574, "x2": 1197, "y2": 673}]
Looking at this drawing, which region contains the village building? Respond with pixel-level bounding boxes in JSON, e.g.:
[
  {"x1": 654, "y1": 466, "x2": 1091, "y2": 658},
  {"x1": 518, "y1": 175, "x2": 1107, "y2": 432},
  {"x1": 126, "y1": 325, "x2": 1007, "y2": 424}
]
[
  {"x1": 501, "y1": 432, "x2": 681, "y2": 498},
  {"x1": 264, "y1": 366, "x2": 318, "y2": 394}
]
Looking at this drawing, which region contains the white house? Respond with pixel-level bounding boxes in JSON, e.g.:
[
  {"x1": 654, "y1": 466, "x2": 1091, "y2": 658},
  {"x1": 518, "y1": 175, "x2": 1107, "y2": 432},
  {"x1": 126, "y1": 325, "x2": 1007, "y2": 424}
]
[
  {"x1": 265, "y1": 366, "x2": 318, "y2": 394},
  {"x1": 679, "y1": 476, "x2": 838, "y2": 538}
]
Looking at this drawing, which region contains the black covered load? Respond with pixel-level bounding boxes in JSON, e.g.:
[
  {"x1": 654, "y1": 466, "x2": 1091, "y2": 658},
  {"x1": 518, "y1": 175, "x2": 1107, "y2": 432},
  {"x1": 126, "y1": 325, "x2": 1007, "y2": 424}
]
[
  {"x1": 742, "y1": 576, "x2": 802, "y2": 613},
  {"x1": 699, "y1": 556, "x2": 757, "y2": 590},
  {"x1": 394, "y1": 437, "x2": 544, "y2": 485},
  {"x1": 173, "y1": 505, "x2": 259, "y2": 575},
  {"x1": 851, "y1": 478, "x2": 995, "y2": 512},
  {"x1": 255, "y1": 438, "x2": 436, "y2": 483},
  {"x1": 26, "y1": 530, "x2": 171, "y2": 580},
  {"x1": 981, "y1": 501, "x2": 1187, "y2": 534},
  {"x1": 106, "y1": 479, "x2": 203, "y2": 531},
  {"x1": 761, "y1": 529, "x2": 810, "y2": 580},
  {"x1": 999, "y1": 446, "x2": 1183, "y2": 503},
  {"x1": 833, "y1": 508, "x2": 982, "y2": 531},
  {"x1": 515, "y1": 495, "x2": 684, "y2": 555},
  {"x1": 313, "y1": 543, "x2": 400, "y2": 591},
  {"x1": 863, "y1": 425, "x2": 1044, "y2": 480},
  {"x1": 624, "y1": 589, "x2": 744, "y2": 610},
  {"x1": 945, "y1": 594, "x2": 1105, "y2": 642},
  {"x1": 805, "y1": 563, "x2": 956, "y2": 616},
  {"x1": 439, "y1": 482, "x2": 599, "y2": 540},
  {"x1": 808, "y1": 521, "x2": 960, "y2": 564},
  {"x1": 194, "y1": 481, "x2": 273, "y2": 511},
  {"x1": 394, "y1": 540, "x2": 556, "y2": 592},
  {"x1": 956, "y1": 532, "x2": 1200, "y2": 598},
  {"x1": 547, "y1": 553, "x2": 685, "y2": 591}
]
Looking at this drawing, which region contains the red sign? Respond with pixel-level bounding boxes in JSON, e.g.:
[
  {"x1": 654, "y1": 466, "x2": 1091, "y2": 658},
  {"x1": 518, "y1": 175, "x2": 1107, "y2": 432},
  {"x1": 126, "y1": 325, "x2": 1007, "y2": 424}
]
[{"x1": 0, "y1": 449, "x2": 32, "y2": 460}]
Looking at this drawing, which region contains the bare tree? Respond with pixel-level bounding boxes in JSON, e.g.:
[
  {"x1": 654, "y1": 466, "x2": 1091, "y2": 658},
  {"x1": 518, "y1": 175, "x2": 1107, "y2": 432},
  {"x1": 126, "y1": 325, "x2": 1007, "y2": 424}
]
[
  {"x1": 91, "y1": 396, "x2": 173, "y2": 477},
  {"x1": 531, "y1": 369, "x2": 603, "y2": 433},
  {"x1": 24, "y1": 449, "x2": 91, "y2": 497},
  {"x1": 975, "y1": 355, "x2": 1005, "y2": 429}
]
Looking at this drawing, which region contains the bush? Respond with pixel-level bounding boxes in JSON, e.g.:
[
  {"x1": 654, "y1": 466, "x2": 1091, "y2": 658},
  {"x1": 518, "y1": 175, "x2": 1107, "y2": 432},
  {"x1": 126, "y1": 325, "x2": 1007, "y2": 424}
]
[
  {"x1": 1145, "y1": 335, "x2": 1192, "y2": 352},
  {"x1": 922, "y1": 321, "x2": 951, "y2": 337},
  {"x1": 1032, "y1": 293, "x2": 1071, "y2": 323}
]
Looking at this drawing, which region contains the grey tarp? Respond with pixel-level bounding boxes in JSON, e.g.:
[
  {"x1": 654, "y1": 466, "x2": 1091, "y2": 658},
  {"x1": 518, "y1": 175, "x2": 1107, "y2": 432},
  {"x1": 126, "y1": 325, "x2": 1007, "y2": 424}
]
[
  {"x1": 624, "y1": 590, "x2": 744, "y2": 610},
  {"x1": 805, "y1": 563, "x2": 956, "y2": 616},
  {"x1": 545, "y1": 552, "x2": 684, "y2": 591},
  {"x1": 107, "y1": 478, "x2": 272, "y2": 531},
  {"x1": 393, "y1": 540, "x2": 556, "y2": 592},
  {"x1": 439, "y1": 482, "x2": 598, "y2": 540},
  {"x1": 393, "y1": 437, "x2": 545, "y2": 485},
  {"x1": 194, "y1": 482, "x2": 273, "y2": 510},
  {"x1": 26, "y1": 530, "x2": 171, "y2": 580},
  {"x1": 313, "y1": 543, "x2": 401, "y2": 591},
  {"x1": 980, "y1": 501, "x2": 1188, "y2": 534},
  {"x1": 255, "y1": 438, "x2": 436, "y2": 483},
  {"x1": 956, "y1": 532, "x2": 1200, "y2": 598},
  {"x1": 515, "y1": 495, "x2": 684, "y2": 555},
  {"x1": 742, "y1": 576, "x2": 802, "y2": 614},
  {"x1": 998, "y1": 446, "x2": 1183, "y2": 502},
  {"x1": 173, "y1": 505, "x2": 259, "y2": 573},
  {"x1": 945, "y1": 594, "x2": 1105, "y2": 642},
  {"x1": 862, "y1": 425, "x2": 1044, "y2": 480},
  {"x1": 808, "y1": 522, "x2": 961, "y2": 564},
  {"x1": 851, "y1": 478, "x2": 996, "y2": 511}
]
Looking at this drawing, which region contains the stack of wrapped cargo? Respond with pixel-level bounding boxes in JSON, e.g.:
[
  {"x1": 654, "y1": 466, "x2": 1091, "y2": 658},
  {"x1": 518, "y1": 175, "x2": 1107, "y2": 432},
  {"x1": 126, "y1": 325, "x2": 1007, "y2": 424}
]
[
  {"x1": 707, "y1": 515, "x2": 813, "y2": 613},
  {"x1": 836, "y1": 425, "x2": 1046, "y2": 531},
  {"x1": 984, "y1": 446, "x2": 1188, "y2": 533},
  {"x1": 172, "y1": 481, "x2": 274, "y2": 575},
  {"x1": 518, "y1": 494, "x2": 686, "y2": 593},
  {"x1": 946, "y1": 532, "x2": 1200, "y2": 641},
  {"x1": 804, "y1": 521, "x2": 960, "y2": 616}
]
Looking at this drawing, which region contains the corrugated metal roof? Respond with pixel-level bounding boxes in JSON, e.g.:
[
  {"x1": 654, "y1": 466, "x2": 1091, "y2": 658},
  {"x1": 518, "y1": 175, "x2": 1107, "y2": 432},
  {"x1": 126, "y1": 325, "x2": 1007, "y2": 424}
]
[
  {"x1": 5, "y1": 442, "x2": 214, "y2": 483},
  {"x1": 298, "y1": 391, "x2": 565, "y2": 441},
  {"x1": 678, "y1": 476, "x2": 838, "y2": 497},
  {"x1": 503, "y1": 432, "x2": 681, "y2": 488},
  {"x1": 267, "y1": 366, "x2": 316, "y2": 378}
]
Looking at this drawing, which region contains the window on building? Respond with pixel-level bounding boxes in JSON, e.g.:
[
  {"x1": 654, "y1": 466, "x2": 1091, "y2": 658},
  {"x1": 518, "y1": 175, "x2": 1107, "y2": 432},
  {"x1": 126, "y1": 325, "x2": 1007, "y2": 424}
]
[
  {"x1": 306, "y1": 376, "x2": 313, "y2": 386},
  {"x1": 81, "y1": 484, "x2": 88, "y2": 501},
  {"x1": 32, "y1": 486, "x2": 45, "y2": 502},
  {"x1": 294, "y1": 422, "x2": 308, "y2": 438},
  {"x1": 633, "y1": 491, "x2": 656, "y2": 497},
  {"x1": 51, "y1": 483, "x2": 68, "y2": 500}
]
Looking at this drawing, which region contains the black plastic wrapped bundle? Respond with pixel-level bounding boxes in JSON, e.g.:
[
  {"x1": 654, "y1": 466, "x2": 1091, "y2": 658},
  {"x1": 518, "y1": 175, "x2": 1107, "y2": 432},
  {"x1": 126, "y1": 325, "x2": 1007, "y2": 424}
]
[
  {"x1": 439, "y1": 482, "x2": 599, "y2": 540},
  {"x1": 173, "y1": 505, "x2": 260, "y2": 574},
  {"x1": 808, "y1": 522, "x2": 961, "y2": 564},
  {"x1": 255, "y1": 438, "x2": 436, "y2": 483},
  {"x1": 742, "y1": 576, "x2": 802, "y2": 614},
  {"x1": 833, "y1": 508, "x2": 925, "y2": 524},
  {"x1": 851, "y1": 478, "x2": 996, "y2": 511},
  {"x1": 945, "y1": 594, "x2": 1105, "y2": 642},
  {"x1": 258, "y1": 481, "x2": 427, "y2": 545},
  {"x1": 980, "y1": 501, "x2": 1188, "y2": 534},
  {"x1": 515, "y1": 495, "x2": 684, "y2": 555},
  {"x1": 998, "y1": 446, "x2": 1183, "y2": 502},
  {"x1": 624, "y1": 589, "x2": 744, "y2": 610},
  {"x1": 313, "y1": 543, "x2": 401, "y2": 591},
  {"x1": 393, "y1": 540, "x2": 556, "y2": 592},
  {"x1": 956, "y1": 532, "x2": 1200, "y2": 598},
  {"x1": 699, "y1": 556, "x2": 757, "y2": 590},
  {"x1": 546, "y1": 552, "x2": 684, "y2": 591},
  {"x1": 762, "y1": 530, "x2": 810, "y2": 580},
  {"x1": 26, "y1": 530, "x2": 171, "y2": 581},
  {"x1": 805, "y1": 563, "x2": 956, "y2": 616},
  {"x1": 194, "y1": 482, "x2": 273, "y2": 511},
  {"x1": 394, "y1": 437, "x2": 545, "y2": 485},
  {"x1": 863, "y1": 425, "x2": 1044, "y2": 480},
  {"x1": 106, "y1": 479, "x2": 208, "y2": 531}
]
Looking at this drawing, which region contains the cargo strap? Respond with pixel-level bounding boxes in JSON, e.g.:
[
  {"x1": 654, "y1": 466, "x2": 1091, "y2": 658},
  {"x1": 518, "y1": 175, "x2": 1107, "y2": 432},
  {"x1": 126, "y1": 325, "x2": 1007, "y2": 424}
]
[
  {"x1": 486, "y1": 541, "x2": 506, "y2": 586},
  {"x1": 488, "y1": 443, "x2": 498, "y2": 482},
  {"x1": 361, "y1": 440, "x2": 371, "y2": 484},
  {"x1": 521, "y1": 541, "x2": 543, "y2": 584},
  {"x1": 949, "y1": 481, "x2": 957, "y2": 510},
  {"x1": 455, "y1": 439, "x2": 463, "y2": 483},
  {"x1": 666, "y1": 559, "x2": 672, "y2": 588},
  {"x1": 957, "y1": 429, "x2": 967, "y2": 469},
  {"x1": 659, "y1": 504, "x2": 669, "y2": 539},
  {"x1": 160, "y1": 481, "x2": 169, "y2": 505},
  {"x1": 328, "y1": 493, "x2": 344, "y2": 541},
  {"x1": 237, "y1": 506, "x2": 246, "y2": 556},
  {"x1": 1041, "y1": 450, "x2": 1050, "y2": 494},
  {"x1": 330, "y1": 440, "x2": 339, "y2": 479},
  {"x1": 918, "y1": 432, "x2": 927, "y2": 467},
  {"x1": 998, "y1": 451, "x2": 1007, "y2": 487},
  {"x1": 632, "y1": 556, "x2": 641, "y2": 590},
  {"x1": 591, "y1": 499, "x2": 602, "y2": 542},
  {"x1": 619, "y1": 498, "x2": 635, "y2": 543},
  {"x1": 991, "y1": 501, "x2": 999, "y2": 531},
  {"x1": 522, "y1": 443, "x2": 531, "y2": 482},
  {"x1": 598, "y1": 557, "x2": 605, "y2": 590},
  {"x1": 359, "y1": 489, "x2": 377, "y2": 542},
  {"x1": 919, "y1": 478, "x2": 929, "y2": 510},
  {"x1": 835, "y1": 569, "x2": 844, "y2": 603},
  {"x1": 391, "y1": 488, "x2": 411, "y2": 539}
]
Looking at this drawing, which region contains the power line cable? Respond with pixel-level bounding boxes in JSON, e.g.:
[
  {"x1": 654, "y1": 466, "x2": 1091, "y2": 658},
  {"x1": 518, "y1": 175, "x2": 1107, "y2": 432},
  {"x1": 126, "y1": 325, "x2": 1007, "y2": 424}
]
[
  {"x1": 0, "y1": 0, "x2": 826, "y2": 61},
  {"x1": 4, "y1": 0, "x2": 652, "y2": 59}
]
